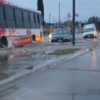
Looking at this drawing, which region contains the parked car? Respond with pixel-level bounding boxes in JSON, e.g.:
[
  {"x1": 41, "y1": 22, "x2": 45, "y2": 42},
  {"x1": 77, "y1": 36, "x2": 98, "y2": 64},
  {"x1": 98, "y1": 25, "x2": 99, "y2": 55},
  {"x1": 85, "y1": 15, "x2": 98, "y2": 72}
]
[
  {"x1": 50, "y1": 29, "x2": 72, "y2": 42},
  {"x1": 83, "y1": 24, "x2": 97, "y2": 38}
]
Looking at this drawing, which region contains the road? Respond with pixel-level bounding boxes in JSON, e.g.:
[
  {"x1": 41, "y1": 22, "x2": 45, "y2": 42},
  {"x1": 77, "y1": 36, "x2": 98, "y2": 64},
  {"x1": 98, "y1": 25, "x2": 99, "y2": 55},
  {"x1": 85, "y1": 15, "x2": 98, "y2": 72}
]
[
  {"x1": 0, "y1": 47, "x2": 100, "y2": 100},
  {"x1": 0, "y1": 33, "x2": 100, "y2": 80}
]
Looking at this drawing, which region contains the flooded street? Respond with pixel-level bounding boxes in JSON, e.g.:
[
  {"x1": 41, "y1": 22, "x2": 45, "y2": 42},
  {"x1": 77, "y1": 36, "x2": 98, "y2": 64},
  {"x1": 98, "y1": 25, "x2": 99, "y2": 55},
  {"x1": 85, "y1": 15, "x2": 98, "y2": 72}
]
[
  {"x1": 0, "y1": 0, "x2": 100, "y2": 99},
  {"x1": 0, "y1": 51, "x2": 58, "y2": 80},
  {"x1": 1, "y1": 45, "x2": 100, "y2": 100},
  {"x1": 0, "y1": 34, "x2": 100, "y2": 80}
]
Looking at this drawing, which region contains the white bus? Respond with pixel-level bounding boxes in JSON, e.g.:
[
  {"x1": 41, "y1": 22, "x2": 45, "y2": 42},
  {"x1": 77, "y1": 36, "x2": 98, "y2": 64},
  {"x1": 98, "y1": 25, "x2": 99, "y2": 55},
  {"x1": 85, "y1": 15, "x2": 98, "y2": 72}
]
[{"x1": 0, "y1": 2, "x2": 43, "y2": 47}]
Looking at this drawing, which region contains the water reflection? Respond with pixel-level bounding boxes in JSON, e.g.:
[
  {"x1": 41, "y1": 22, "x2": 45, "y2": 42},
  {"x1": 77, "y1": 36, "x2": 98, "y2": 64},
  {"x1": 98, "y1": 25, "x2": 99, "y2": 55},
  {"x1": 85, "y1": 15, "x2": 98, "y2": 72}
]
[
  {"x1": 0, "y1": 52, "x2": 33, "y2": 80},
  {"x1": 0, "y1": 55, "x2": 9, "y2": 63},
  {"x1": 93, "y1": 38, "x2": 97, "y2": 42},
  {"x1": 0, "y1": 55, "x2": 9, "y2": 80},
  {"x1": 0, "y1": 52, "x2": 32, "y2": 63},
  {"x1": 8, "y1": 52, "x2": 32, "y2": 61},
  {"x1": 0, "y1": 55, "x2": 9, "y2": 71},
  {"x1": 92, "y1": 50, "x2": 97, "y2": 70}
]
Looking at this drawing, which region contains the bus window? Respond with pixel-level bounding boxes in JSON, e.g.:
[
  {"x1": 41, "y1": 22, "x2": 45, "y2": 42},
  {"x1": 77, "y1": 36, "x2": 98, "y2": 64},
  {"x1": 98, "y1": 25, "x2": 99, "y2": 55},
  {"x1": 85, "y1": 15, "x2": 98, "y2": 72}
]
[
  {"x1": 0, "y1": 5, "x2": 5, "y2": 27},
  {"x1": 29, "y1": 12, "x2": 34, "y2": 28},
  {"x1": 35, "y1": 13, "x2": 39, "y2": 29},
  {"x1": 5, "y1": 6, "x2": 15, "y2": 28},
  {"x1": 23, "y1": 10, "x2": 30, "y2": 28},
  {"x1": 33, "y1": 13, "x2": 36, "y2": 28},
  {"x1": 39, "y1": 15, "x2": 42, "y2": 27},
  {"x1": 15, "y1": 8, "x2": 23, "y2": 28},
  {"x1": 37, "y1": 14, "x2": 40, "y2": 28}
]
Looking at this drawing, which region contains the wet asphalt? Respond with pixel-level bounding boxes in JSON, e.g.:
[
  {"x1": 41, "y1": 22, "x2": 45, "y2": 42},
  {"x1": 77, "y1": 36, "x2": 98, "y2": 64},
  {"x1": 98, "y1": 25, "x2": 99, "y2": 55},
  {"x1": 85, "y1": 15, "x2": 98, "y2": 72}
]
[
  {"x1": 0, "y1": 33, "x2": 100, "y2": 80},
  {"x1": 0, "y1": 45, "x2": 100, "y2": 100}
]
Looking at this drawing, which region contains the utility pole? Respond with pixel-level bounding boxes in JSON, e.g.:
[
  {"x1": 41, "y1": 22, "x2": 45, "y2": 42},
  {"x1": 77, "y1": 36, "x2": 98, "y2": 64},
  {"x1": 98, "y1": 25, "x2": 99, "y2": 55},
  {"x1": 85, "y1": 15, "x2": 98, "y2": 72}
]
[
  {"x1": 72, "y1": 0, "x2": 75, "y2": 45},
  {"x1": 49, "y1": 13, "x2": 51, "y2": 27},
  {"x1": 53, "y1": 16, "x2": 55, "y2": 23},
  {"x1": 59, "y1": 1, "x2": 61, "y2": 27}
]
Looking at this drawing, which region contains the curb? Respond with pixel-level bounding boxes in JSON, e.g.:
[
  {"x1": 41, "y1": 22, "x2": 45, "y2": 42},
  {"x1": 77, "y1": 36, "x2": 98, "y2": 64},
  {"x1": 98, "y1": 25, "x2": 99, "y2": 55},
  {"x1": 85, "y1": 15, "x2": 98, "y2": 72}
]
[{"x1": 0, "y1": 48, "x2": 90, "y2": 91}]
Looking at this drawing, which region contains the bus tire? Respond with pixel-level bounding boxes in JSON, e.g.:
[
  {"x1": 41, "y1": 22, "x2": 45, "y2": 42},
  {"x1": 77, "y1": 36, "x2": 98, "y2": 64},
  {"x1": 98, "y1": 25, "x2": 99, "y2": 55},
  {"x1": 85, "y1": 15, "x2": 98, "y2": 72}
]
[
  {"x1": 32, "y1": 35, "x2": 36, "y2": 41},
  {"x1": 0, "y1": 36, "x2": 8, "y2": 47}
]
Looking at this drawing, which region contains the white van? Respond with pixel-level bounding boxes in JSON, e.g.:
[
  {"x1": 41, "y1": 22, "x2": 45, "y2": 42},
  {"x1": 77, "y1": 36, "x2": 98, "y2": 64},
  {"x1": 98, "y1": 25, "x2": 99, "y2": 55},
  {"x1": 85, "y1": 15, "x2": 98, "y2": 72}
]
[{"x1": 83, "y1": 24, "x2": 97, "y2": 38}]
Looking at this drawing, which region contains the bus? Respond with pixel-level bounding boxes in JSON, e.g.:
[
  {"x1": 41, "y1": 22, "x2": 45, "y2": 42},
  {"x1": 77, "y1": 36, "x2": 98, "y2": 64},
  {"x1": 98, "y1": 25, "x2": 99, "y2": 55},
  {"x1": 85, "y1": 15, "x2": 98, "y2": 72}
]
[{"x1": 0, "y1": 2, "x2": 43, "y2": 47}]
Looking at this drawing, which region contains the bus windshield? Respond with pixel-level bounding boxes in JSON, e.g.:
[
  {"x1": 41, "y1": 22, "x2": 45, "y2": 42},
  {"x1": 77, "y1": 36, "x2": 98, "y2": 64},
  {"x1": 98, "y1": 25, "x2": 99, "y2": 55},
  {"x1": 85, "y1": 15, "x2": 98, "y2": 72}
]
[{"x1": 84, "y1": 28, "x2": 95, "y2": 32}]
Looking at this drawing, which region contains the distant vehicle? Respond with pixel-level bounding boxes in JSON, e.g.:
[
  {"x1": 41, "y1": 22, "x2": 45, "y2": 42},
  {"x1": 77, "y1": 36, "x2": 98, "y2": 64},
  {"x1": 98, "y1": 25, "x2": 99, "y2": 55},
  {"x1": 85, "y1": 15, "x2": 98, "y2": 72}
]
[
  {"x1": 50, "y1": 29, "x2": 72, "y2": 42},
  {"x1": 83, "y1": 24, "x2": 97, "y2": 38},
  {"x1": 0, "y1": 2, "x2": 43, "y2": 47}
]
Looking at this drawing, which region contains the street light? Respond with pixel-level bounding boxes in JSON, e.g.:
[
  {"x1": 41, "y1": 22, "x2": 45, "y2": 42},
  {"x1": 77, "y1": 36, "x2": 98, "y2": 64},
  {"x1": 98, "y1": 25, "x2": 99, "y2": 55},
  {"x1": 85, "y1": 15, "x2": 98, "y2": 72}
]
[
  {"x1": 49, "y1": 13, "x2": 51, "y2": 27},
  {"x1": 59, "y1": 1, "x2": 61, "y2": 27},
  {"x1": 72, "y1": 0, "x2": 75, "y2": 45}
]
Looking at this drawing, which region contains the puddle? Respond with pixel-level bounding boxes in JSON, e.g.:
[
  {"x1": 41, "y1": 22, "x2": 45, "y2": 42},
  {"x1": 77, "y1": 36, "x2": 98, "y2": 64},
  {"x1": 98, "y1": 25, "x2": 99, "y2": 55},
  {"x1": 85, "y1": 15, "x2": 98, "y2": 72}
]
[
  {"x1": 0, "y1": 55, "x2": 9, "y2": 62},
  {"x1": 0, "y1": 50, "x2": 57, "y2": 80},
  {"x1": 0, "y1": 73, "x2": 9, "y2": 80},
  {"x1": 0, "y1": 52, "x2": 33, "y2": 80}
]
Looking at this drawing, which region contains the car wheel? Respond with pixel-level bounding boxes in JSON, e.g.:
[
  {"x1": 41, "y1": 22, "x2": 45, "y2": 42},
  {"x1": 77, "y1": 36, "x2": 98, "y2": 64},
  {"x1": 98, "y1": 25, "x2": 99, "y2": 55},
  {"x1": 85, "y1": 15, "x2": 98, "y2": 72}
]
[
  {"x1": 51, "y1": 40, "x2": 54, "y2": 42},
  {"x1": 69, "y1": 38, "x2": 71, "y2": 42},
  {"x1": 58, "y1": 39, "x2": 63, "y2": 42}
]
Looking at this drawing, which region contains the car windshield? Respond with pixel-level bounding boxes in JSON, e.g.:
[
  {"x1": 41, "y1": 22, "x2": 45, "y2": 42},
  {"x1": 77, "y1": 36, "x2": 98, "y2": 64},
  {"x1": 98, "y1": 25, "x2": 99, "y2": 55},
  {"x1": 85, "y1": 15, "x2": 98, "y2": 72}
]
[
  {"x1": 53, "y1": 29, "x2": 70, "y2": 35},
  {"x1": 84, "y1": 28, "x2": 95, "y2": 32}
]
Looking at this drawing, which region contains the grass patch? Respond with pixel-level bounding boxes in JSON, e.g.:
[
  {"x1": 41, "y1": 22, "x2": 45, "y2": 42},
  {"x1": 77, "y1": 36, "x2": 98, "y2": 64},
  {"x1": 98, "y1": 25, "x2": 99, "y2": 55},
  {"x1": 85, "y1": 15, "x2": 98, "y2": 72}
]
[{"x1": 49, "y1": 48, "x2": 80, "y2": 55}]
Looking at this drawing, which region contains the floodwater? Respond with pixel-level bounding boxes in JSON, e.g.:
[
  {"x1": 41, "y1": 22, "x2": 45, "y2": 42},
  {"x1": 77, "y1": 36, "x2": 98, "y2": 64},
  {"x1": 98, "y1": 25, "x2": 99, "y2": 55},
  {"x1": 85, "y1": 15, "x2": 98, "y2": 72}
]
[
  {"x1": 0, "y1": 50, "x2": 56, "y2": 80},
  {"x1": 0, "y1": 34, "x2": 99, "y2": 80},
  {"x1": 0, "y1": 55, "x2": 9, "y2": 80},
  {"x1": 0, "y1": 52, "x2": 33, "y2": 80},
  {"x1": 1, "y1": 48, "x2": 100, "y2": 100}
]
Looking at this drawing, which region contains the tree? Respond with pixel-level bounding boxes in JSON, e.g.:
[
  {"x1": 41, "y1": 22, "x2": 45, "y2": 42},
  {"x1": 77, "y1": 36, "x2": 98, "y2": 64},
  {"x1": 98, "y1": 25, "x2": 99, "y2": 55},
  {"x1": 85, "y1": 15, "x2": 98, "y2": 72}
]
[
  {"x1": 37, "y1": 0, "x2": 44, "y2": 22},
  {"x1": 88, "y1": 16, "x2": 99, "y2": 24}
]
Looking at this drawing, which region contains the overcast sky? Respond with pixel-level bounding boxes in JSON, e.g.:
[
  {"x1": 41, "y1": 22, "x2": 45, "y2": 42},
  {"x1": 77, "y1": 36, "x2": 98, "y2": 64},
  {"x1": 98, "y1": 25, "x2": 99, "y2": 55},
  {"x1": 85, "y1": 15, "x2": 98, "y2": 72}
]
[{"x1": 10, "y1": 0, "x2": 100, "y2": 22}]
